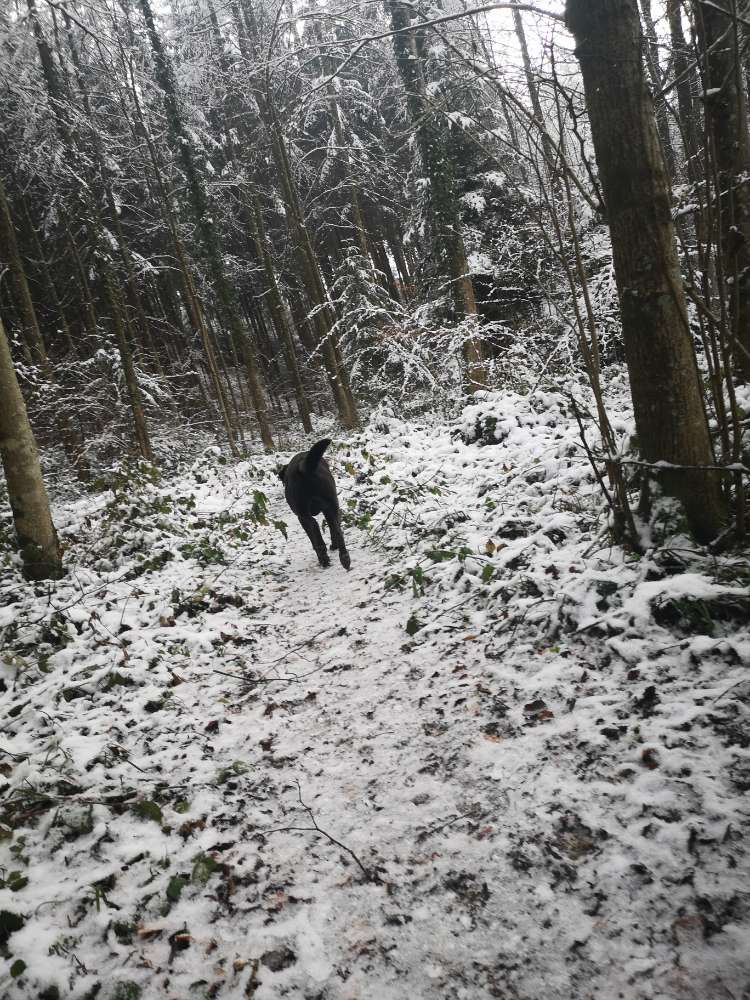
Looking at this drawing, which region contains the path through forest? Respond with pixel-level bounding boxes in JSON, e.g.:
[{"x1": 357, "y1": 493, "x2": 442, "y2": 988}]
[{"x1": 2, "y1": 392, "x2": 749, "y2": 1000}]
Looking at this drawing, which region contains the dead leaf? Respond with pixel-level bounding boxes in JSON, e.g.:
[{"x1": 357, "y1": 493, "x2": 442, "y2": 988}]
[
  {"x1": 137, "y1": 926, "x2": 164, "y2": 940},
  {"x1": 524, "y1": 698, "x2": 548, "y2": 715},
  {"x1": 179, "y1": 816, "x2": 206, "y2": 838}
]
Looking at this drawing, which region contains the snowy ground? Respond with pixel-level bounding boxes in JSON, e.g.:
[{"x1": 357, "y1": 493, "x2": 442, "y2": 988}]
[{"x1": 1, "y1": 385, "x2": 749, "y2": 1000}]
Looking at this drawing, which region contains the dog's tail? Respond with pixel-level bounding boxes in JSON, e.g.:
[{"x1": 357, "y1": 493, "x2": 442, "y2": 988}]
[{"x1": 302, "y1": 438, "x2": 332, "y2": 475}]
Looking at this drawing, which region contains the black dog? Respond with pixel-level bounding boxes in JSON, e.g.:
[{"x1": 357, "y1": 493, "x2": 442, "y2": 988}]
[{"x1": 278, "y1": 439, "x2": 351, "y2": 570}]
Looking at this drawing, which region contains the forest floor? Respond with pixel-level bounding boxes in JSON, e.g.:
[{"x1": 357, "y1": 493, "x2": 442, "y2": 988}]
[{"x1": 1, "y1": 380, "x2": 750, "y2": 1000}]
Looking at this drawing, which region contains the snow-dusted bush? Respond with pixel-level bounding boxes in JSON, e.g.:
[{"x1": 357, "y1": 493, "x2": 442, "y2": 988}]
[{"x1": 328, "y1": 249, "x2": 579, "y2": 414}]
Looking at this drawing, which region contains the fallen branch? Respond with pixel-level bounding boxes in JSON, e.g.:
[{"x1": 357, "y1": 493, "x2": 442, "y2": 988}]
[{"x1": 264, "y1": 780, "x2": 383, "y2": 884}]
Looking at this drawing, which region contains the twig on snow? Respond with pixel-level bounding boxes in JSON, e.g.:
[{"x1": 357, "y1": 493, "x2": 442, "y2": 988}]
[
  {"x1": 712, "y1": 677, "x2": 749, "y2": 704},
  {"x1": 265, "y1": 780, "x2": 383, "y2": 884},
  {"x1": 417, "y1": 809, "x2": 485, "y2": 841}
]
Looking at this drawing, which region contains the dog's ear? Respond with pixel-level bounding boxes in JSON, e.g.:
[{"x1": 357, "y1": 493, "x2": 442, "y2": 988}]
[{"x1": 277, "y1": 464, "x2": 288, "y2": 481}]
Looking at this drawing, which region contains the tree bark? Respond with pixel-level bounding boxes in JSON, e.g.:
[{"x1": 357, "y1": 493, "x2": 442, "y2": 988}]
[
  {"x1": 63, "y1": 219, "x2": 99, "y2": 344},
  {"x1": 62, "y1": 10, "x2": 164, "y2": 376},
  {"x1": 566, "y1": 0, "x2": 726, "y2": 543},
  {"x1": 121, "y1": 62, "x2": 240, "y2": 454},
  {"x1": 638, "y1": 0, "x2": 676, "y2": 177},
  {"x1": 666, "y1": 0, "x2": 700, "y2": 181},
  {"x1": 17, "y1": 189, "x2": 76, "y2": 355},
  {"x1": 0, "y1": 313, "x2": 63, "y2": 580},
  {"x1": 26, "y1": 5, "x2": 155, "y2": 464},
  {"x1": 102, "y1": 271, "x2": 154, "y2": 463},
  {"x1": 0, "y1": 179, "x2": 92, "y2": 479},
  {"x1": 693, "y1": 0, "x2": 750, "y2": 380}
]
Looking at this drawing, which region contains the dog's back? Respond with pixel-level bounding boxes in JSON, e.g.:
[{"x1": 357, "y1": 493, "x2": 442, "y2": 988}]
[{"x1": 281, "y1": 439, "x2": 337, "y2": 517}]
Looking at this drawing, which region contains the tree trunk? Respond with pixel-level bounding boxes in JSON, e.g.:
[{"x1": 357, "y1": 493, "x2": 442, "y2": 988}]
[
  {"x1": 694, "y1": 0, "x2": 750, "y2": 380},
  {"x1": 249, "y1": 198, "x2": 313, "y2": 431},
  {"x1": 387, "y1": 225, "x2": 412, "y2": 288},
  {"x1": 138, "y1": 0, "x2": 274, "y2": 449},
  {"x1": 0, "y1": 180, "x2": 92, "y2": 479},
  {"x1": 63, "y1": 219, "x2": 99, "y2": 344},
  {"x1": 123, "y1": 67, "x2": 240, "y2": 455},
  {"x1": 0, "y1": 313, "x2": 63, "y2": 580},
  {"x1": 17, "y1": 190, "x2": 76, "y2": 355},
  {"x1": 233, "y1": 0, "x2": 360, "y2": 429},
  {"x1": 102, "y1": 271, "x2": 155, "y2": 463},
  {"x1": 667, "y1": 0, "x2": 700, "y2": 181},
  {"x1": 62, "y1": 10, "x2": 164, "y2": 376},
  {"x1": 566, "y1": 0, "x2": 726, "y2": 543},
  {"x1": 389, "y1": 0, "x2": 486, "y2": 391},
  {"x1": 511, "y1": 0, "x2": 560, "y2": 178},
  {"x1": 26, "y1": 6, "x2": 155, "y2": 464},
  {"x1": 638, "y1": 0, "x2": 676, "y2": 177},
  {"x1": 0, "y1": 176, "x2": 48, "y2": 365},
  {"x1": 327, "y1": 94, "x2": 370, "y2": 258}
]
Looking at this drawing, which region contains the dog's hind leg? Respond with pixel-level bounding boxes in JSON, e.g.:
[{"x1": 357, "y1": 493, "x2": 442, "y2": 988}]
[
  {"x1": 298, "y1": 514, "x2": 330, "y2": 567},
  {"x1": 325, "y1": 511, "x2": 351, "y2": 570},
  {"x1": 328, "y1": 519, "x2": 339, "y2": 550}
]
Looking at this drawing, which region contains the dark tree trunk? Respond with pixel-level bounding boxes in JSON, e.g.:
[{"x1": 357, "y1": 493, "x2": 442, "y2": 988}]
[
  {"x1": 123, "y1": 70, "x2": 240, "y2": 455},
  {"x1": 26, "y1": 2, "x2": 154, "y2": 464},
  {"x1": 667, "y1": 0, "x2": 700, "y2": 181},
  {"x1": 566, "y1": 0, "x2": 726, "y2": 543},
  {"x1": 234, "y1": 0, "x2": 359, "y2": 428},
  {"x1": 17, "y1": 189, "x2": 76, "y2": 355},
  {"x1": 0, "y1": 178, "x2": 91, "y2": 479},
  {"x1": 694, "y1": 0, "x2": 750, "y2": 380},
  {"x1": 511, "y1": 0, "x2": 560, "y2": 178},
  {"x1": 638, "y1": 0, "x2": 676, "y2": 177}
]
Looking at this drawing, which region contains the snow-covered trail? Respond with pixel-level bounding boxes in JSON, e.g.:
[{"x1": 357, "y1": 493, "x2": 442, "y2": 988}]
[
  {"x1": 2, "y1": 398, "x2": 749, "y2": 1000},
  {"x1": 63, "y1": 494, "x2": 741, "y2": 1000},
  {"x1": 156, "y1": 505, "x2": 521, "y2": 1000}
]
